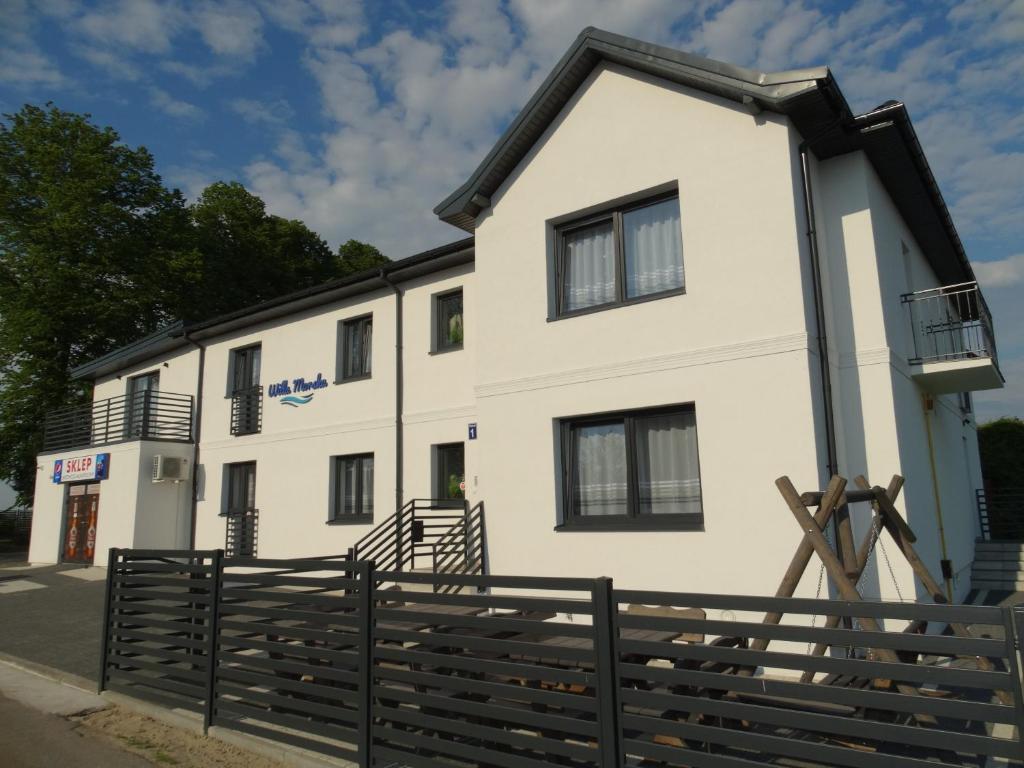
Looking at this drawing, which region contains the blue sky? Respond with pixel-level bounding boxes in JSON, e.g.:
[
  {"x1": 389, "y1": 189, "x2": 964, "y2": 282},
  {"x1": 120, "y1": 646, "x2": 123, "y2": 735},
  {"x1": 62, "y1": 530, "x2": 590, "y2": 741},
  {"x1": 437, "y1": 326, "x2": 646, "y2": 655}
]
[{"x1": 2, "y1": 0, "x2": 1022, "y2": 421}]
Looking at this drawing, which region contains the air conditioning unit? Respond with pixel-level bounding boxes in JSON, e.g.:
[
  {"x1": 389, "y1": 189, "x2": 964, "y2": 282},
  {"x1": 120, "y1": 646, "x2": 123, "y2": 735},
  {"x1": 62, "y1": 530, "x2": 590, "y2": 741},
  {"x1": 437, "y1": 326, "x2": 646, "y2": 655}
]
[{"x1": 153, "y1": 455, "x2": 190, "y2": 482}]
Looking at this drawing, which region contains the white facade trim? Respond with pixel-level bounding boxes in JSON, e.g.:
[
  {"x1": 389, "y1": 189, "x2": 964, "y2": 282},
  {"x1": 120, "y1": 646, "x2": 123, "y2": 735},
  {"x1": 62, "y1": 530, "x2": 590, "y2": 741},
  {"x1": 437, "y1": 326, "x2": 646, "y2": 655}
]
[{"x1": 475, "y1": 331, "x2": 811, "y2": 398}]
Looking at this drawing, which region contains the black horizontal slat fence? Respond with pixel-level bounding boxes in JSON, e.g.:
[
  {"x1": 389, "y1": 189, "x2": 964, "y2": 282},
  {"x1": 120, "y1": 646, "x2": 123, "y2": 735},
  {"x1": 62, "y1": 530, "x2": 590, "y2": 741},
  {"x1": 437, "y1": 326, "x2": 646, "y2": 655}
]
[{"x1": 100, "y1": 549, "x2": 1024, "y2": 768}]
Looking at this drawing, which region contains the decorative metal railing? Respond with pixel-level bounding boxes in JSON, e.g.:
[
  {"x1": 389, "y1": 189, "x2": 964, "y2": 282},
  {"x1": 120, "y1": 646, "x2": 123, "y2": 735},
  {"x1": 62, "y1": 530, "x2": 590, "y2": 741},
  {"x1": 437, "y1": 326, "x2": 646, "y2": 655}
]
[
  {"x1": 229, "y1": 386, "x2": 262, "y2": 436},
  {"x1": 42, "y1": 391, "x2": 193, "y2": 451},
  {"x1": 224, "y1": 507, "x2": 258, "y2": 557},
  {"x1": 901, "y1": 281, "x2": 998, "y2": 367}
]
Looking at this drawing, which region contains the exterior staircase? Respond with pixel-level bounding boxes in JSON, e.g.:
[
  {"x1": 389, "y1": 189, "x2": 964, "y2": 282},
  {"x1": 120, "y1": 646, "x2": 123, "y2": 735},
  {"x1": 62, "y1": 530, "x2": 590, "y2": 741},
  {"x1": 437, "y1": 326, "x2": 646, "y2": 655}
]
[
  {"x1": 348, "y1": 498, "x2": 487, "y2": 592},
  {"x1": 970, "y1": 540, "x2": 1024, "y2": 592}
]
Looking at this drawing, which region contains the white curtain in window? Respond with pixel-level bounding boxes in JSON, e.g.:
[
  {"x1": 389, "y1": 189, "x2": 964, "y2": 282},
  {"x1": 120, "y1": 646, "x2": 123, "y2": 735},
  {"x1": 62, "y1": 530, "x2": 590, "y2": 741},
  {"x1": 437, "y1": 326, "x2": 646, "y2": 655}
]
[
  {"x1": 563, "y1": 221, "x2": 615, "y2": 311},
  {"x1": 361, "y1": 457, "x2": 374, "y2": 516},
  {"x1": 624, "y1": 198, "x2": 684, "y2": 299},
  {"x1": 635, "y1": 411, "x2": 702, "y2": 515},
  {"x1": 574, "y1": 423, "x2": 628, "y2": 516},
  {"x1": 340, "y1": 459, "x2": 358, "y2": 515}
]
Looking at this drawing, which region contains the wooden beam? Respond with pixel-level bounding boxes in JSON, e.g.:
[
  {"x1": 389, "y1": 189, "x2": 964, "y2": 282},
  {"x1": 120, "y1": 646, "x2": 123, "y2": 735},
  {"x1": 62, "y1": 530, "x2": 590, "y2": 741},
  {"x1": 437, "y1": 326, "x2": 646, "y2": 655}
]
[{"x1": 748, "y1": 475, "x2": 846, "y2": 655}]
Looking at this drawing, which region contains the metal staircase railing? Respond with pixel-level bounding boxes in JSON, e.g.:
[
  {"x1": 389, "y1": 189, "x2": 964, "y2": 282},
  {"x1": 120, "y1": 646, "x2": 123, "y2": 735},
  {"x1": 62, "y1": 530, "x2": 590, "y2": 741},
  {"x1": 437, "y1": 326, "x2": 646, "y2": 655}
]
[{"x1": 348, "y1": 499, "x2": 487, "y2": 588}]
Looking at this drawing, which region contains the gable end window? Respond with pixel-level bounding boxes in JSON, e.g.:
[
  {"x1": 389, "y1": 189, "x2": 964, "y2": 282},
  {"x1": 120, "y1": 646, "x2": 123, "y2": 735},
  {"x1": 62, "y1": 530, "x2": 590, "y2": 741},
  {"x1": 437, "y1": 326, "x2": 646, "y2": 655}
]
[
  {"x1": 559, "y1": 404, "x2": 703, "y2": 531},
  {"x1": 434, "y1": 289, "x2": 464, "y2": 352},
  {"x1": 556, "y1": 192, "x2": 684, "y2": 317},
  {"x1": 339, "y1": 315, "x2": 373, "y2": 381},
  {"x1": 330, "y1": 454, "x2": 374, "y2": 523}
]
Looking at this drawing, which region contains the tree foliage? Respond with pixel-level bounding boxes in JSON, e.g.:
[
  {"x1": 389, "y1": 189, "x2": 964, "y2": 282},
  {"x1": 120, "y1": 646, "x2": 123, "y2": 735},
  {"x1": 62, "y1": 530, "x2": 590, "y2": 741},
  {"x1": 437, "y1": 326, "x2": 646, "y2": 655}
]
[
  {"x1": 0, "y1": 105, "x2": 388, "y2": 503},
  {"x1": 978, "y1": 417, "x2": 1024, "y2": 492}
]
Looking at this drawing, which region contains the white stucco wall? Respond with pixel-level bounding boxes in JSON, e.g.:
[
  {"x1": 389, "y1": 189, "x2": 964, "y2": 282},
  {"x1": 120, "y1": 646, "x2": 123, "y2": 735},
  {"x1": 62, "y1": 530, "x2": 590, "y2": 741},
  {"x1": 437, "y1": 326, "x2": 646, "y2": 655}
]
[{"x1": 28, "y1": 440, "x2": 192, "y2": 565}]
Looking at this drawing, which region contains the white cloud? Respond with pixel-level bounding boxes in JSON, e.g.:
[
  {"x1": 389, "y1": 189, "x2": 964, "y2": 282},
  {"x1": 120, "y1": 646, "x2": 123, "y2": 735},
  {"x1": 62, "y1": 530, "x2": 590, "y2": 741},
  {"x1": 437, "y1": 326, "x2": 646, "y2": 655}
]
[
  {"x1": 149, "y1": 87, "x2": 204, "y2": 120},
  {"x1": 194, "y1": 0, "x2": 265, "y2": 60},
  {"x1": 77, "y1": 0, "x2": 184, "y2": 54},
  {"x1": 229, "y1": 97, "x2": 295, "y2": 126},
  {"x1": 973, "y1": 254, "x2": 1024, "y2": 289}
]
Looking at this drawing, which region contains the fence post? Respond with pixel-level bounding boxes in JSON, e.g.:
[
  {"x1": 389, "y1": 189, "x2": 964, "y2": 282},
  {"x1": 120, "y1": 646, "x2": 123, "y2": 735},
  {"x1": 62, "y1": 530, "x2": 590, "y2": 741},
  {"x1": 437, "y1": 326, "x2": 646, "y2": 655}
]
[
  {"x1": 96, "y1": 547, "x2": 118, "y2": 694},
  {"x1": 202, "y1": 549, "x2": 224, "y2": 734},
  {"x1": 1003, "y1": 606, "x2": 1024, "y2": 748},
  {"x1": 592, "y1": 576, "x2": 621, "y2": 768},
  {"x1": 357, "y1": 559, "x2": 375, "y2": 768}
]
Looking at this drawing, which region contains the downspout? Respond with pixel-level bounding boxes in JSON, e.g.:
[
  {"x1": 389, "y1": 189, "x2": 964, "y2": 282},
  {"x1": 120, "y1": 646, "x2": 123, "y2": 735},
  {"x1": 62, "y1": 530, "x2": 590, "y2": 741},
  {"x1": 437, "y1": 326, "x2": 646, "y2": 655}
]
[
  {"x1": 379, "y1": 270, "x2": 403, "y2": 512},
  {"x1": 798, "y1": 134, "x2": 840, "y2": 479},
  {"x1": 183, "y1": 332, "x2": 206, "y2": 549}
]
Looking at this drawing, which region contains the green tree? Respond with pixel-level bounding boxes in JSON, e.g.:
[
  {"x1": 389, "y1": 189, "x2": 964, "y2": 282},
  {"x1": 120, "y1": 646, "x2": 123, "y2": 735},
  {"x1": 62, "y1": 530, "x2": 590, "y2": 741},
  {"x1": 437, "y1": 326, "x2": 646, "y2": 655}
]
[
  {"x1": 978, "y1": 417, "x2": 1024, "y2": 492},
  {"x1": 182, "y1": 181, "x2": 340, "y2": 320},
  {"x1": 0, "y1": 104, "x2": 192, "y2": 502},
  {"x1": 337, "y1": 239, "x2": 389, "y2": 274}
]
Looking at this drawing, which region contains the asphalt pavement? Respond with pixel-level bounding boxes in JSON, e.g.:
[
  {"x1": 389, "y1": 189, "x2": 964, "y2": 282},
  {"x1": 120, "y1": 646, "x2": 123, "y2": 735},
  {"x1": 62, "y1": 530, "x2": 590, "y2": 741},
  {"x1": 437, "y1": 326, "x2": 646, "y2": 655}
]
[{"x1": 0, "y1": 561, "x2": 105, "y2": 681}]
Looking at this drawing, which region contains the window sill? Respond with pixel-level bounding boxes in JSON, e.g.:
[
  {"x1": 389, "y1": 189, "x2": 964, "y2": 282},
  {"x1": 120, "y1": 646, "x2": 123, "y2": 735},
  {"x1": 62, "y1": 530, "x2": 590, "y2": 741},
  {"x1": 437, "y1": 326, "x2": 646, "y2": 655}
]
[
  {"x1": 548, "y1": 286, "x2": 686, "y2": 323},
  {"x1": 327, "y1": 515, "x2": 374, "y2": 526},
  {"x1": 429, "y1": 344, "x2": 464, "y2": 356},
  {"x1": 334, "y1": 373, "x2": 372, "y2": 385},
  {"x1": 554, "y1": 518, "x2": 704, "y2": 532}
]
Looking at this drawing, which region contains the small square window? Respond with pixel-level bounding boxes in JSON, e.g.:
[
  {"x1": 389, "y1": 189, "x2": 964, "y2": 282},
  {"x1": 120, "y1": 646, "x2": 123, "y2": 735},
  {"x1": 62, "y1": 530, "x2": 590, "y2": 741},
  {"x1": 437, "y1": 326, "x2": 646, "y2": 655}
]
[
  {"x1": 330, "y1": 454, "x2": 374, "y2": 522},
  {"x1": 339, "y1": 315, "x2": 372, "y2": 381},
  {"x1": 435, "y1": 289, "x2": 464, "y2": 352},
  {"x1": 556, "y1": 192, "x2": 683, "y2": 317}
]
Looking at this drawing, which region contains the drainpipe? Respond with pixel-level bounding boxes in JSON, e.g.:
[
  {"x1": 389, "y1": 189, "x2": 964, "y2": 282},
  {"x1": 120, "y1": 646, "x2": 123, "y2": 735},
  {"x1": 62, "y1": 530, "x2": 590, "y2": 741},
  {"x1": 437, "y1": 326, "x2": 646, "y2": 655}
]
[
  {"x1": 183, "y1": 332, "x2": 206, "y2": 549},
  {"x1": 379, "y1": 270, "x2": 403, "y2": 512},
  {"x1": 798, "y1": 134, "x2": 840, "y2": 479}
]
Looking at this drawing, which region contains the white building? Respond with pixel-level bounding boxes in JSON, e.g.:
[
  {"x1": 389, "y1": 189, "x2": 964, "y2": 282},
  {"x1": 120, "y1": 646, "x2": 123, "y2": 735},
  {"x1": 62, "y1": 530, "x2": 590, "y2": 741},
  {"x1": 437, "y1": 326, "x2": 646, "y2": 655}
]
[{"x1": 29, "y1": 29, "x2": 1002, "y2": 604}]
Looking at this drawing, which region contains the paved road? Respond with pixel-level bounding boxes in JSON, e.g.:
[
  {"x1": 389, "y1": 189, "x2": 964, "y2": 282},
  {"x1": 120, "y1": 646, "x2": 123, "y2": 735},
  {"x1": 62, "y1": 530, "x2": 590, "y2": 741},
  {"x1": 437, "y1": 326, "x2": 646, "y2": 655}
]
[
  {"x1": 0, "y1": 562, "x2": 105, "y2": 681},
  {"x1": 0, "y1": 694, "x2": 152, "y2": 768}
]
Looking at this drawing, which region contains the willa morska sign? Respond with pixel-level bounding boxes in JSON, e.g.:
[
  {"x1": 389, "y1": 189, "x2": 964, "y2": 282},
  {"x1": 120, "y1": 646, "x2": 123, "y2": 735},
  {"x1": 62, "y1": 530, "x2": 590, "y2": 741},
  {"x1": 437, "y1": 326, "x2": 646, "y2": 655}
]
[{"x1": 269, "y1": 373, "x2": 329, "y2": 407}]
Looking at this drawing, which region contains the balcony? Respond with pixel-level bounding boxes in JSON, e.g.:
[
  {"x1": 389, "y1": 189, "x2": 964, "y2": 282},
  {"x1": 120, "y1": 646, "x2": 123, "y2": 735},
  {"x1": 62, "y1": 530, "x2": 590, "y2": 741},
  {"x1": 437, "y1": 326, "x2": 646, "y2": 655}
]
[
  {"x1": 42, "y1": 391, "x2": 194, "y2": 452},
  {"x1": 901, "y1": 281, "x2": 1003, "y2": 394}
]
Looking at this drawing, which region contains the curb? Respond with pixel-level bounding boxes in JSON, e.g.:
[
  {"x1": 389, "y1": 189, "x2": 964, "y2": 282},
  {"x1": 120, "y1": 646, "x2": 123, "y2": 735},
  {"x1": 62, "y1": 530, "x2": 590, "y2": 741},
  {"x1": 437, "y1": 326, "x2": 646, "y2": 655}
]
[{"x1": 0, "y1": 651, "x2": 98, "y2": 696}]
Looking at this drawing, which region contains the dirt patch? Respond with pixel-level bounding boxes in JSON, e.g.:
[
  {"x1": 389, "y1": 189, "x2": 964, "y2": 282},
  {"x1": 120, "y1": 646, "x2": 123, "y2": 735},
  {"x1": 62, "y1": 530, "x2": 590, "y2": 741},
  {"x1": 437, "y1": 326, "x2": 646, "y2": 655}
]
[{"x1": 77, "y1": 706, "x2": 286, "y2": 768}]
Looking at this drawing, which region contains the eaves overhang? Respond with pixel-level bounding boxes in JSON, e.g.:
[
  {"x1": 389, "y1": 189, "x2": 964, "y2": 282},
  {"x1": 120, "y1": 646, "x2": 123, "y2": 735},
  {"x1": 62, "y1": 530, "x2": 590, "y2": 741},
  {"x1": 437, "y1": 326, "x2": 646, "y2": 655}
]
[{"x1": 71, "y1": 237, "x2": 475, "y2": 381}]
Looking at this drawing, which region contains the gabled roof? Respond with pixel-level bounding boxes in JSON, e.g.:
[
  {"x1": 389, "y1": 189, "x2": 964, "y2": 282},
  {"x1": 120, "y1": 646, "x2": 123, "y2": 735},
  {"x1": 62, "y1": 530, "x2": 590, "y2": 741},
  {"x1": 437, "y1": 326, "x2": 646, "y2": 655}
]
[
  {"x1": 435, "y1": 27, "x2": 974, "y2": 287},
  {"x1": 72, "y1": 237, "x2": 474, "y2": 381}
]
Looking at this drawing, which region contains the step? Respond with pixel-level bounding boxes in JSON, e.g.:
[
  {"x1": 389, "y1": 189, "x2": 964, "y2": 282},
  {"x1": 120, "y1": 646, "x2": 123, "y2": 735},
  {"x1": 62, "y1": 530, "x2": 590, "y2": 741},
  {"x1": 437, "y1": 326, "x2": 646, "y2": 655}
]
[
  {"x1": 971, "y1": 579, "x2": 1024, "y2": 591},
  {"x1": 975, "y1": 541, "x2": 1024, "y2": 554},
  {"x1": 971, "y1": 560, "x2": 1024, "y2": 572}
]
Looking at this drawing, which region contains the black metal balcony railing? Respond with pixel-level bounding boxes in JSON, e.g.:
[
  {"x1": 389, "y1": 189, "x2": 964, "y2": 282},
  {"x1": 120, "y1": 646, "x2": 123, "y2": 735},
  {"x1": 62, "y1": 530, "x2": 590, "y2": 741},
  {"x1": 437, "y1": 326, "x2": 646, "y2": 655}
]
[
  {"x1": 230, "y1": 386, "x2": 263, "y2": 436},
  {"x1": 42, "y1": 391, "x2": 194, "y2": 452},
  {"x1": 901, "y1": 281, "x2": 998, "y2": 367},
  {"x1": 225, "y1": 507, "x2": 258, "y2": 557}
]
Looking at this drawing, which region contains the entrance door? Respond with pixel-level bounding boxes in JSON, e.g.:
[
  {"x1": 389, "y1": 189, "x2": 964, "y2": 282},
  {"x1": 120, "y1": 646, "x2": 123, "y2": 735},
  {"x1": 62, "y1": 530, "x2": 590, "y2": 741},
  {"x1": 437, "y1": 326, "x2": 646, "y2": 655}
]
[{"x1": 63, "y1": 484, "x2": 100, "y2": 563}]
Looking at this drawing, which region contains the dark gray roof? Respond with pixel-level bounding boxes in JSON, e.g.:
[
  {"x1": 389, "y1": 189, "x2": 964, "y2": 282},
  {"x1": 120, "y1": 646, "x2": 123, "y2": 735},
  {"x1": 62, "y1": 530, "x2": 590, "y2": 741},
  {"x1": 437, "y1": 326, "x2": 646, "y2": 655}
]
[
  {"x1": 435, "y1": 27, "x2": 974, "y2": 287},
  {"x1": 71, "y1": 237, "x2": 474, "y2": 381}
]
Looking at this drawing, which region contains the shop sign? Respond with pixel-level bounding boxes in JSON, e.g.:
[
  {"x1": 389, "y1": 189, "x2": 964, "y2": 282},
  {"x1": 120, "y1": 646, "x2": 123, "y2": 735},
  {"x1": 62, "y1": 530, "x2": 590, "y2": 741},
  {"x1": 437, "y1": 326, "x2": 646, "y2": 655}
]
[
  {"x1": 269, "y1": 373, "x2": 329, "y2": 407},
  {"x1": 53, "y1": 453, "x2": 110, "y2": 484}
]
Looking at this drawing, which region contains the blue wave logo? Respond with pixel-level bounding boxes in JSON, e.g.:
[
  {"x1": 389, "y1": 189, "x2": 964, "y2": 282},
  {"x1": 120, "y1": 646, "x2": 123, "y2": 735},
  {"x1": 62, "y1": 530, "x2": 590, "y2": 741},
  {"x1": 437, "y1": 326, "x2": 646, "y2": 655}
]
[{"x1": 280, "y1": 394, "x2": 314, "y2": 407}]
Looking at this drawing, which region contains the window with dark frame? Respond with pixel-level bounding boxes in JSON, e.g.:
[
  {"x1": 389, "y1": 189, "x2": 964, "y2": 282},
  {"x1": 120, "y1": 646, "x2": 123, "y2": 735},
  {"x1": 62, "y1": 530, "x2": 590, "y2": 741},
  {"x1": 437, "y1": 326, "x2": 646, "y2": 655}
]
[
  {"x1": 340, "y1": 315, "x2": 373, "y2": 380},
  {"x1": 435, "y1": 443, "x2": 465, "y2": 501},
  {"x1": 560, "y1": 404, "x2": 703, "y2": 530},
  {"x1": 556, "y1": 192, "x2": 684, "y2": 317},
  {"x1": 225, "y1": 461, "x2": 256, "y2": 515},
  {"x1": 230, "y1": 344, "x2": 261, "y2": 393},
  {"x1": 435, "y1": 289, "x2": 464, "y2": 352},
  {"x1": 126, "y1": 370, "x2": 159, "y2": 438},
  {"x1": 330, "y1": 454, "x2": 374, "y2": 522}
]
